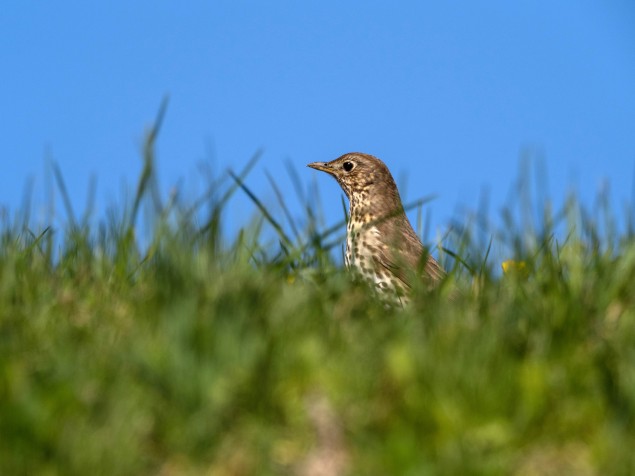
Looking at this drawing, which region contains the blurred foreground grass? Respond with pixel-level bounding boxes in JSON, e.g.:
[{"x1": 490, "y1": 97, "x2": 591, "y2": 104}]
[{"x1": 2, "y1": 115, "x2": 635, "y2": 475}]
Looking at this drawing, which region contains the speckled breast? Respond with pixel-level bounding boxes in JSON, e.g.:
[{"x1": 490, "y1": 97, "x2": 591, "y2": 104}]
[{"x1": 345, "y1": 221, "x2": 408, "y2": 299}]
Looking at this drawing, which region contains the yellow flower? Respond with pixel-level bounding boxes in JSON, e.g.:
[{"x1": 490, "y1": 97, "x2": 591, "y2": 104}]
[{"x1": 502, "y1": 260, "x2": 528, "y2": 277}]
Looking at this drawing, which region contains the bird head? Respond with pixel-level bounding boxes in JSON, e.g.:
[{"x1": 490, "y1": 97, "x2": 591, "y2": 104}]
[{"x1": 307, "y1": 152, "x2": 397, "y2": 201}]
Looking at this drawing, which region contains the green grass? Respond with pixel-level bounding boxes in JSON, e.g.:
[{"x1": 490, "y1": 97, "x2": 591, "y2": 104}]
[{"x1": 2, "y1": 117, "x2": 635, "y2": 475}]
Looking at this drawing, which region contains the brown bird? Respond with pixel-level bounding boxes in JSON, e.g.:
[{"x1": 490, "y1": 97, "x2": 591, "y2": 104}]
[{"x1": 307, "y1": 152, "x2": 444, "y2": 301}]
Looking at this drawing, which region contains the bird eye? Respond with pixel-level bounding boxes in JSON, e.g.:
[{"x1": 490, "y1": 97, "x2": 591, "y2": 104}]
[{"x1": 343, "y1": 161, "x2": 354, "y2": 172}]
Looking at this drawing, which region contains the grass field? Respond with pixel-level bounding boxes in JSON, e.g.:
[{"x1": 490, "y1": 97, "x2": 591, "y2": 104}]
[{"x1": 2, "y1": 122, "x2": 635, "y2": 475}]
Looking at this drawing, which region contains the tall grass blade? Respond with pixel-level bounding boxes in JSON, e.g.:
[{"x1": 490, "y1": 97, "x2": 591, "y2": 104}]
[
  {"x1": 229, "y1": 170, "x2": 292, "y2": 249},
  {"x1": 130, "y1": 96, "x2": 169, "y2": 229},
  {"x1": 265, "y1": 170, "x2": 301, "y2": 243},
  {"x1": 51, "y1": 161, "x2": 77, "y2": 229}
]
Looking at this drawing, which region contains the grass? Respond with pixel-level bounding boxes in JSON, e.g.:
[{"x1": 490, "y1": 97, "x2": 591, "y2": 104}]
[{"x1": 2, "y1": 114, "x2": 635, "y2": 475}]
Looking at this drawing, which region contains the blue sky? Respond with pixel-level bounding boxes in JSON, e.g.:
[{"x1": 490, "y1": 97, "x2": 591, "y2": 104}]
[{"x1": 2, "y1": 2, "x2": 634, "y2": 248}]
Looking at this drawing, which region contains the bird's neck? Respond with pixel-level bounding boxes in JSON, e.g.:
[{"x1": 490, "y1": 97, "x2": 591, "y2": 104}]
[{"x1": 348, "y1": 185, "x2": 405, "y2": 228}]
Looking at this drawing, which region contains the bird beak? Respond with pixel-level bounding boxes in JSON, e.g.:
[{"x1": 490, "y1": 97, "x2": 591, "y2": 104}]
[{"x1": 307, "y1": 162, "x2": 332, "y2": 174}]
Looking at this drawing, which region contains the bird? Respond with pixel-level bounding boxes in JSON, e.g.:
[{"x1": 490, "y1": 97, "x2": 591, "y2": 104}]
[{"x1": 307, "y1": 152, "x2": 444, "y2": 302}]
